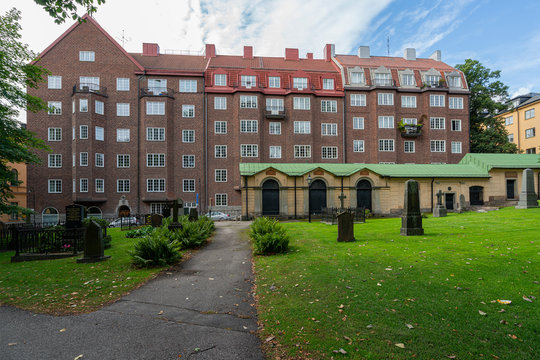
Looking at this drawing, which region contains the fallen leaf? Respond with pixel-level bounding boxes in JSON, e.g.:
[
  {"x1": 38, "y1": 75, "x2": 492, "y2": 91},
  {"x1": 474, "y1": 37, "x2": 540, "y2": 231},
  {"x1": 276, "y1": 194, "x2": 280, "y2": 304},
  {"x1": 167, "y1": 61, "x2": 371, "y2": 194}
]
[
  {"x1": 479, "y1": 310, "x2": 487, "y2": 316},
  {"x1": 208, "y1": 278, "x2": 215, "y2": 281},
  {"x1": 333, "y1": 348, "x2": 347, "y2": 354},
  {"x1": 59, "y1": 328, "x2": 66, "y2": 332},
  {"x1": 8, "y1": 343, "x2": 17, "y2": 346},
  {"x1": 446, "y1": 356, "x2": 456, "y2": 359},
  {"x1": 343, "y1": 336, "x2": 352, "y2": 342},
  {"x1": 74, "y1": 355, "x2": 83, "y2": 360},
  {"x1": 265, "y1": 336, "x2": 275, "y2": 343},
  {"x1": 508, "y1": 334, "x2": 517, "y2": 339},
  {"x1": 406, "y1": 324, "x2": 414, "y2": 329},
  {"x1": 522, "y1": 296, "x2": 532, "y2": 302},
  {"x1": 497, "y1": 299, "x2": 511, "y2": 305},
  {"x1": 158, "y1": 310, "x2": 164, "y2": 315},
  {"x1": 395, "y1": 343, "x2": 405, "y2": 349},
  {"x1": 338, "y1": 304, "x2": 345, "y2": 309},
  {"x1": 499, "y1": 320, "x2": 508, "y2": 324},
  {"x1": 366, "y1": 324, "x2": 373, "y2": 329}
]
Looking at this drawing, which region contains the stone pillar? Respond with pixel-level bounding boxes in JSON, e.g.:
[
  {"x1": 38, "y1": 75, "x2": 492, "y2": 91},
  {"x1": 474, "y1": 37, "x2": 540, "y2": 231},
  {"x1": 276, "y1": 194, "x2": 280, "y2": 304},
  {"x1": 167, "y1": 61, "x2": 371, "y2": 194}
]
[
  {"x1": 516, "y1": 168, "x2": 539, "y2": 209},
  {"x1": 400, "y1": 180, "x2": 424, "y2": 236}
]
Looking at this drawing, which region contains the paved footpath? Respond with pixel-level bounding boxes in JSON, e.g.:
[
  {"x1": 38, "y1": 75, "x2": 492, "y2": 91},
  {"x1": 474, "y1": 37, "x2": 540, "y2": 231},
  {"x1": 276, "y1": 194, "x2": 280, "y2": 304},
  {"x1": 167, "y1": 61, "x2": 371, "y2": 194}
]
[{"x1": 0, "y1": 221, "x2": 264, "y2": 360}]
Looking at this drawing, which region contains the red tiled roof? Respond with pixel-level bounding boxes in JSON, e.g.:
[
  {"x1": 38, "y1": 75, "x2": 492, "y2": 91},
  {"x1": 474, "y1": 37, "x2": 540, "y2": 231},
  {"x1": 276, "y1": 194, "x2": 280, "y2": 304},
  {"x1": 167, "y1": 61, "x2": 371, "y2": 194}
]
[
  {"x1": 129, "y1": 53, "x2": 208, "y2": 72},
  {"x1": 334, "y1": 55, "x2": 457, "y2": 71},
  {"x1": 208, "y1": 55, "x2": 339, "y2": 72}
]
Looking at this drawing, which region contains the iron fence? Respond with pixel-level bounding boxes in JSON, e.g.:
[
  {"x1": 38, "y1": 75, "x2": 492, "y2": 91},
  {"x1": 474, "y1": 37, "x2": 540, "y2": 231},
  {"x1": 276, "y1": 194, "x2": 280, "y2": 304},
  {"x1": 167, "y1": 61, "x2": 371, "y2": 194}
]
[
  {"x1": 13, "y1": 227, "x2": 86, "y2": 257},
  {"x1": 320, "y1": 207, "x2": 366, "y2": 225}
]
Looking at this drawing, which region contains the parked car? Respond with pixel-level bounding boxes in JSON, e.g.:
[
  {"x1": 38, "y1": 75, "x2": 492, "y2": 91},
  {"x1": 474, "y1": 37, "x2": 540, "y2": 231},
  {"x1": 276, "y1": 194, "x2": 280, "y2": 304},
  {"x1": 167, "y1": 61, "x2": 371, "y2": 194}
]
[
  {"x1": 204, "y1": 211, "x2": 230, "y2": 221},
  {"x1": 109, "y1": 217, "x2": 140, "y2": 227}
]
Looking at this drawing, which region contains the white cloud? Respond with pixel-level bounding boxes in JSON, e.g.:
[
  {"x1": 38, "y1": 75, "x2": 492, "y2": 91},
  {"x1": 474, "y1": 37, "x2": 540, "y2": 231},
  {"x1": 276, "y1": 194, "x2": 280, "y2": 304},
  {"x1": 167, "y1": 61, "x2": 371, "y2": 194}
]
[{"x1": 510, "y1": 87, "x2": 532, "y2": 98}]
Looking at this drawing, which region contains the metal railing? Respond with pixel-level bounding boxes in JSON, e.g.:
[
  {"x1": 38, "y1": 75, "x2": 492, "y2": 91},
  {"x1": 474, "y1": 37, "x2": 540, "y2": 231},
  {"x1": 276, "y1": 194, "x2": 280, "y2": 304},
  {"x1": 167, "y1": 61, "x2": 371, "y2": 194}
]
[
  {"x1": 13, "y1": 227, "x2": 85, "y2": 257},
  {"x1": 140, "y1": 87, "x2": 175, "y2": 97},
  {"x1": 423, "y1": 81, "x2": 448, "y2": 89},
  {"x1": 320, "y1": 207, "x2": 366, "y2": 225},
  {"x1": 73, "y1": 83, "x2": 108, "y2": 96},
  {"x1": 373, "y1": 78, "x2": 395, "y2": 86},
  {"x1": 264, "y1": 105, "x2": 286, "y2": 117}
]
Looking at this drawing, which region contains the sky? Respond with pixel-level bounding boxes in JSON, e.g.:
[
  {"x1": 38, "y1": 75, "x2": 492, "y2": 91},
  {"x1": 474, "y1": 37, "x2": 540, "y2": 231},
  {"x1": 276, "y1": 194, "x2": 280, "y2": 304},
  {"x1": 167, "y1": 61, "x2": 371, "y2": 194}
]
[{"x1": 3, "y1": 0, "x2": 540, "y2": 101}]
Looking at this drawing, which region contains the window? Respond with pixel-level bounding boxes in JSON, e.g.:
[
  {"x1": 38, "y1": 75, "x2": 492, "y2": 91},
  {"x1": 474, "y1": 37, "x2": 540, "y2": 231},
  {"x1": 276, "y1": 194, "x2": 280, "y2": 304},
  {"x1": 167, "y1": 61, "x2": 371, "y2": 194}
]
[
  {"x1": 182, "y1": 130, "x2": 195, "y2": 142},
  {"x1": 350, "y1": 94, "x2": 366, "y2": 106},
  {"x1": 293, "y1": 77, "x2": 308, "y2": 90},
  {"x1": 378, "y1": 93, "x2": 394, "y2": 105},
  {"x1": 350, "y1": 72, "x2": 365, "y2": 84},
  {"x1": 215, "y1": 169, "x2": 227, "y2": 182},
  {"x1": 95, "y1": 153, "x2": 104, "y2": 167},
  {"x1": 179, "y1": 80, "x2": 197, "y2": 93},
  {"x1": 294, "y1": 145, "x2": 311, "y2": 158},
  {"x1": 526, "y1": 148, "x2": 536, "y2": 154},
  {"x1": 323, "y1": 78, "x2": 334, "y2": 90},
  {"x1": 378, "y1": 139, "x2": 394, "y2": 152},
  {"x1": 48, "y1": 76, "x2": 62, "y2": 89},
  {"x1": 79, "y1": 76, "x2": 99, "y2": 91},
  {"x1": 116, "y1": 103, "x2": 130, "y2": 116},
  {"x1": 80, "y1": 179, "x2": 88, "y2": 193},
  {"x1": 80, "y1": 125, "x2": 88, "y2": 139},
  {"x1": 48, "y1": 179, "x2": 62, "y2": 193},
  {"x1": 78, "y1": 100, "x2": 88, "y2": 114},
  {"x1": 148, "y1": 79, "x2": 166, "y2": 93},
  {"x1": 117, "y1": 128, "x2": 130, "y2": 142},
  {"x1": 321, "y1": 123, "x2": 338, "y2": 136},
  {"x1": 378, "y1": 116, "x2": 394, "y2": 128},
  {"x1": 294, "y1": 121, "x2": 311, "y2": 134},
  {"x1": 48, "y1": 128, "x2": 62, "y2": 141},
  {"x1": 147, "y1": 127, "x2": 165, "y2": 141},
  {"x1": 353, "y1": 140, "x2": 364, "y2": 152},
  {"x1": 451, "y1": 141, "x2": 462, "y2": 154},
  {"x1": 374, "y1": 72, "x2": 392, "y2": 86},
  {"x1": 240, "y1": 96, "x2": 257, "y2": 108},
  {"x1": 117, "y1": 154, "x2": 130, "y2": 168},
  {"x1": 525, "y1": 128, "x2": 536, "y2": 138},
  {"x1": 425, "y1": 74, "x2": 441, "y2": 86},
  {"x1": 525, "y1": 109, "x2": 535, "y2": 119},
  {"x1": 268, "y1": 76, "x2": 280, "y2": 88},
  {"x1": 95, "y1": 100, "x2": 104, "y2": 115},
  {"x1": 322, "y1": 146, "x2": 338, "y2": 159},
  {"x1": 147, "y1": 153, "x2": 165, "y2": 167},
  {"x1": 269, "y1": 146, "x2": 281, "y2": 158},
  {"x1": 79, "y1": 51, "x2": 95, "y2": 61},
  {"x1": 430, "y1": 117, "x2": 445, "y2": 130},
  {"x1": 95, "y1": 179, "x2": 104, "y2": 193},
  {"x1": 214, "y1": 121, "x2": 227, "y2": 134},
  {"x1": 147, "y1": 179, "x2": 165, "y2": 192},
  {"x1": 430, "y1": 140, "x2": 446, "y2": 152},
  {"x1": 150, "y1": 203, "x2": 166, "y2": 214},
  {"x1": 508, "y1": 134, "x2": 514, "y2": 143},
  {"x1": 401, "y1": 74, "x2": 415, "y2": 86},
  {"x1": 451, "y1": 119, "x2": 462, "y2": 131},
  {"x1": 404, "y1": 141, "x2": 415, "y2": 153},
  {"x1": 146, "y1": 102, "x2": 165, "y2": 115},
  {"x1": 353, "y1": 117, "x2": 364, "y2": 129},
  {"x1": 401, "y1": 96, "x2": 416, "y2": 108},
  {"x1": 321, "y1": 100, "x2": 337, "y2": 112},
  {"x1": 240, "y1": 120, "x2": 258, "y2": 133},
  {"x1": 505, "y1": 116, "x2": 514, "y2": 126},
  {"x1": 214, "y1": 74, "x2": 227, "y2": 86},
  {"x1": 182, "y1": 105, "x2": 195, "y2": 117},
  {"x1": 293, "y1": 97, "x2": 310, "y2": 110},
  {"x1": 48, "y1": 101, "x2": 62, "y2": 115},
  {"x1": 269, "y1": 122, "x2": 281, "y2": 135},
  {"x1": 95, "y1": 126, "x2": 104, "y2": 141},
  {"x1": 48, "y1": 154, "x2": 62, "y2": 168},
  {"x1": 215, "y1": 193, "x2": 228, "y2": 206},
  {"x1": 215, "y1": 145, "x2": 227, "y2": 158},
  {"x1": 449, "y1": 97, "x2": 464, "y2": 109},
  {"x1": 402, "y1": 118, "x2": 417, "y2": 125},
  {"x1": 430, "y1": 95, "x2": 445, "y2": 107},
  {"x1": 447, "y1": 76, "x2": 461, "y2": 88},
  {"x1": 72, "y1": 153, "x2": 75, "y2": 167},
  {"x1": 183, "y1": 179, "x2": 195, "y2": 192},
  {"x1": 241, "y1": 75, "x2": 257, "y2": 88},
  {"x1": 80, "y1": 152, "x2": 88, "y2": 166},
  {"x1": 240, "y1": 144, "x2": 258, "y2": 157},
  {"x1": 117, "y1": 179, "x2": 130, "y2": 193},
  {"x1": 182, "y1": 155, "x2": 195, "y2": 168},
  {"x1": 116, "y1": 78, "x2": 130, "y2": 91},
  {"x1": 214, "y1": 97, "x2": 227, "y2": 110},
  {"x1": 266, "y1": 98, "x2": 284, "y2": 111}
]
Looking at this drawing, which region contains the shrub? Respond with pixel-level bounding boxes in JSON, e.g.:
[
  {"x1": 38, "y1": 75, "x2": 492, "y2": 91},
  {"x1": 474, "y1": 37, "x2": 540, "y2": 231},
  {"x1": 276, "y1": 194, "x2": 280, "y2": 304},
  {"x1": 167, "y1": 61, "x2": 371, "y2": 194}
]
[
  {"x1": 249, "y1": 217, "x2": 289, "y2": 255},
  {"x1": 130, "y1": 231, "x2": 182, "y2": 268},
  {"x1": 125, "y1": 226, "x2": 154, "y2": 238},
  {"x1": 83, "y1": 217, "x2": 110, "y2": 228},
  {"x1": 161, "y1": 217, "x2": 215, "y2": 249}
]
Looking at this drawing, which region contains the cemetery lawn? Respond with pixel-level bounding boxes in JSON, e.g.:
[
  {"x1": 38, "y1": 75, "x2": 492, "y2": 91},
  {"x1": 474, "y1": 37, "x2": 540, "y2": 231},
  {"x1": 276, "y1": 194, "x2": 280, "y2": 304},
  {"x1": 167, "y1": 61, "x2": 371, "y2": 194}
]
[
  {"x1": 254, "y1": 207, "x2": 540, "y2": 359},
  {"x1": 0, "y1": 228, "x2": 179, "y2": 315}
]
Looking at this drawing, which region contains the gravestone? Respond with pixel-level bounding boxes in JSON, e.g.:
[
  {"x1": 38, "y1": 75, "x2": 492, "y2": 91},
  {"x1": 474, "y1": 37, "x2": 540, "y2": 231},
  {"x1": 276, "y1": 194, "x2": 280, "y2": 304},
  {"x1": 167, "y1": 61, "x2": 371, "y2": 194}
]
[
  {"x1": 65, "y1": 204, "x2": 84, "y2": 229},
  {"x1": 338, "y1": 192, "x2": 346, "y2": 210},
  {"x1": 162, "y1": 204, "x2": 171, "y2": 218},
  {"x1": 433, "y1": 190, "x2": 447, "y2": 217},
  {"x1": 337, "y1": 210, "x2": 355, "y2": 242},
  {"x1": 150, "y1": 213, "x2": 163, "y2": 227},
  {"x1": 458, "y1": 194, "x2": 466, "y2": 213},
  {"x1": 400, "y1": 180, "x2": 424, "y2": 236},
  {"x1": 168, "y1": 198, "x2": 184, "y2": 231},
  {"x1": 77, "y1": 220, "x2": 110, "y2": 263},
  {"x1": 188, "y1": 208, "x2": 199, "y2": 222},
  {"x1": 516, "y1": 168, "x2": 539, "y2": 209}
]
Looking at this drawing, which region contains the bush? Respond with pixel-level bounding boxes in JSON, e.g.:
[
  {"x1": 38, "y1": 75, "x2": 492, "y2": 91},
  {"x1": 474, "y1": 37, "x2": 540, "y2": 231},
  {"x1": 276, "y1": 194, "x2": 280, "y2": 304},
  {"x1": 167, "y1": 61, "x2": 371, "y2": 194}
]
[
  {"x1": 130, "y1": 231, "x2": 182, "y2": 268},
  {"x1": 249, "y1": 217, "x2": 289, "y2": 255},
  {"x1": 83, "y1": 217, "x2": 110, "y2": 228},
  {"x1": 161, "y1": 217, "x2": 215, "y2": 249},
  {"x1": 125, "y1": 226, "x2": 154, "y2": 238}
]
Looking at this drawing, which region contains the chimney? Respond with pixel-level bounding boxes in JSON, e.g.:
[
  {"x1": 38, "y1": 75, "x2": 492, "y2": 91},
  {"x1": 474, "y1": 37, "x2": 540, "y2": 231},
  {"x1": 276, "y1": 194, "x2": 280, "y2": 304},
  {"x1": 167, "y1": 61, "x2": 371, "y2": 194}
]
[
  {"x1": 205, "y1": 44, "x2": 216, "y2": 59},
  {"x1": 285, "y1": 48, "x2": 299, "y2": 61},
  {"x1": 358, "y1": 46, "x2": 370, "y2": 58},
  {"x1": 243, "y1": 46, "x2": 253, "y2": 59},
  {"x1": 323, "y1": 44, "x2": 335, "y2": 61},
  {"x1": 306, "y1": 53, "x2": 313, "y2": 60},
  {"x1": 429, "y1": 50, "x2": 441, "y2": 62},
  {"x1": 404, "y1": 48, "x2": 416, "y2": 60},
  {"x1": 142, "y1": 43, "x2": 159, "y2": 56}
]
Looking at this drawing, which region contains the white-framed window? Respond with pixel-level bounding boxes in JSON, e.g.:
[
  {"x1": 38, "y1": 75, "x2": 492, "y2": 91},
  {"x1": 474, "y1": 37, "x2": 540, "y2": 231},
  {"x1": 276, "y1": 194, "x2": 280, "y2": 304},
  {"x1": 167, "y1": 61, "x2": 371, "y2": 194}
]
[
  {"x1": 72, "y1": 153, "x2": 75, "y2": 167},
  {"x1": 72, "y1": 126, "x2": 75, "y2": 140},
  {"x1": 525, "y1": 109, "x2": 535, "y2": 119},
  {"x1": 378, "y1": 93, "x2": 394, "y2": 105},
  {"x1": 447, "y1": 76, "x2": 462, "y2": 88},
  {"x1": 214, "y1": 121, "x2": 227, "y2": 134},
  {"x1": 215, "y1": 169, "x2": 227, "y2": 182},
  {"x1": 505, "y1": 116, "x2": 514, "y2": 126},
  {"x1": 146, "y1": 153, "x2": 165, "y2": 167},
  {"x1": 148, "y1": 79, "x2": 167, "y2": 93},
  {"x1": 48, "y1": 179, "x2": 62, "y2": 193},
  {"x1": 266, "y1": 98, "x2": 284, "y2": 111},
  {"x1": 404, "y1": 140, "x2": 415, "y2": 153},
  {"x1": 353, "y1": 140, "x2": 364, "y2": 152},
  {"x1": 95, "y1": 126, "x2": 104, "y2": 141},
  {"x1": 430, "y1": 140, "x2": 446, "y2": 152},
  {"x1": 116, "y1": 103, "x2": 130, "y2": 116},
  {"x1": 215, "y1": 193, "x2": 228, "y2": 206},
  {"x1": 214, "y1": 97, "x2": 227, "y2": 110},
  {"x1": 182, "y1": 129, "x2": 195, "y2": 143},
  {"x1": 353, "y1": 117, "x2": 364, "y2": 130},
  {"x1": 146, "y1": 101, "x2": 165, "y2": 115},
  {"x1": 80, "y1": 152, "x2": 88, "y2": 166},
  {"x1": 240, "y1": 120, "x2": 258, "y2": 133},
  {"x1": 430, "y1": 95, "x2": 445, "y2": 107},
  {"x1": 378, "y1": 139, "x2": 394, "y2": 152},
  {"x1": 374, "y1": 72, "x2": 392, "y2": 86},
  {"x1": 117, "y1": 154, "x2": 130, "y2": 168},
  {"x1": 147, "y1": 178, "x2": 165, "y2": 192},
  {"x1": 294, "y1": 121, "x2": 311, "y2": 134},
  {"x1": 378, "y1": 116, "x2": 394, "y2": 128},
  {"x1": 150, "y1": 203, "x2": 166, "y2": 214},
  {"x1": 147, "y1": 127, "x2": 165, "y2": 141},
  {"x1": 430, "y1": 117, "x2": 445, "y2": 130},
  {"x1": 525, "y1": 128, "x2": 536, "y2": 138},
  {"x1": 401, "y1": 96, "x2": 417, "y2": 108},
  {"x1": 95, "y1": 100, "x2": 104, "y2": 115},
  {"x1": 240, "y1": 96, "x2": 257, "y2": 108},
  {"x1": 268, "y1": 76, "x2": 281, "y2": 88},
  {"x1": 425, "y1": 74, "x2": 441, "y2": 86},
  {"x1": 451, "y1": 141, "x2": 462, "y2": 154},
  {"x1": 321, "y1": 100, "x2": 337, "y2": 112},
  {"x1": 79, "y1": 98, "x2": 88, "y2": 112},
  {"x1": 48, "y1": 128, "x2": 62, "y2": 141},
  {"x1": 321, "y1": 123, "x2": 338, "y2": 136},
  {"x1": 117, "y1": 179, "x2": 130, "y2": 193},
  {"x1": 293, "y1": 97, "x2": 310, "y2": 110},
  {"x1": 48, "y1": 76, "x2": 62, "y2": 89},
  {"x1": 402, "y1": 118, "x2": 417, "y2": 125},
  {"x1": 449, "y1": 97, "x2": 464, "y2": 109},
  {"x1": 323, "y1": 78, "x2": 334, "y2": 90},
  {"x1": 508, "y1": 134, "x2": 514, "y2": 142},
  {"x1": 95, "y1": 179, "x2": 104, "y2": 193},
  {"x1": 79, "y1": 51, "x2": 95, "y2": 61},
  {"x1": 183, "y1": 179, "x2": 195, "y2": 192},
  {"x1": 80, "y1": 178, "x2": 88, "y2": 193},
  {"x1": 116, "y1": 78, "x2": 130, "y2": 91},
  {"x1": 451, "y1": 119, "x2": 462, "y2": 132},
  {"x1": 350, "y1": 72, "x2": 365, "y2": 84},
  {"x1": 79, "y1": 76, "x2": 99, "y2": 91},
  {"x1": 321, "y1": 146, "x2": 338, "y2": 159},
  {"x1": 95, "y1": 153, "x2": 104, "y2": 167},
  {"x1": 401, "y1": 74, "x2": 415, "y2": 86},
  {"x1": 72, "y1": 100, "x2": 75, "y2": 114},
  {"x1": 48, "y1": 154, "x2": 62, "y2": 168},
  {"x1": 241, "y1": 75, "x2": 257, "y2": 88},
  {"x1": 179, "y1": 80, "x2": 197, "y2": 93},
  {"x1": 214, "y1": 74, "x2": 227, "y2": 86},
  {"x1": 293, "y1": 77, "x2": 308, "y2": 90},
  {"x1": 182, "y1": 155, "x2": 195, "y2": 168},
  {"x1": 117, "y1": 128, "x2": 130, "y2": 142},
  {"x1": 240, "y1": 144, "x2": 258, "y2": 157},
  {"x1": 350, "y1": 94, "x2": 366, "y2": 106},
  {"x1": 48, "y1": 101, "x2": 62, "y2": 115},
  {"x1": 80, "y1": 125, "x2": 88, "y2": 139},
  {"x1": 294, "y1": 145, "x2": 311, "y2": 158},
  {"x1": 182, "y1": 104, "x2": 195, "y2": 117},
  {"x1": 269, "y1": 146, "x2": 281, "y2": 158},
  {"x1": 215, "y1": 145, "x2": 227, "y2": 158}
]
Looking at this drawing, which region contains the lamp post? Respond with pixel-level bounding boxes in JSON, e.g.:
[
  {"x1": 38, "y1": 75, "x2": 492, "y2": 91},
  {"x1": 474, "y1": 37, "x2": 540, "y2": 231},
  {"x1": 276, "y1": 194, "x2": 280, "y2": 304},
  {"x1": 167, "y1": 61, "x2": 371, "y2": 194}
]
[{"x1": 307, "y1": 174, "x2": 313, "y2": 223}]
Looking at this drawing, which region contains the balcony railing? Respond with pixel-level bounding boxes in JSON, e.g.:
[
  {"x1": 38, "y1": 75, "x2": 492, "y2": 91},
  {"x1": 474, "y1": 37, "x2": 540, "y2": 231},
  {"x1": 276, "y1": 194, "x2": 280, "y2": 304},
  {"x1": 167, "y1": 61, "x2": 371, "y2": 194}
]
[
  {"x1": 139, "y1": 87, "x2": 175, "y2": 98},
  {"x1": 73, "y1": 83, "x2": 107, "y2": 96},
  {"x1": 422, "y1": 81, "x2": 448, "y2": 89},
  {"x1": 399, "y1": 124, "x2": 423, "y2": 138},
  {"x1": 264, "y1": 106, "x2": 286, "y2": 119},
  {"x1": 372, "y1": 78, "x2": 396, "y2": 87}
]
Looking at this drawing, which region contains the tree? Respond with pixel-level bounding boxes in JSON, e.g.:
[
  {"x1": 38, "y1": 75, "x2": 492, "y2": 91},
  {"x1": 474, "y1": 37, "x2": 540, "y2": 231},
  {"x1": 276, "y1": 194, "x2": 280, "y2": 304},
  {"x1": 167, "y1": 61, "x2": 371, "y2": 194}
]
[
  {"x1": 34, "y1": 0, "x2": 105, "y2": 24},
  {"x1": 455, "y1": 59, "x2": 518, "y2": 153}
]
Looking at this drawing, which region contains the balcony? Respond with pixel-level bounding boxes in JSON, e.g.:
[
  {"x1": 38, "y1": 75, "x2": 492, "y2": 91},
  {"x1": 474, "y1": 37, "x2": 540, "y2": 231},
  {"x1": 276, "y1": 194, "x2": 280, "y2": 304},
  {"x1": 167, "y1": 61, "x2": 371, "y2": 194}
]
[
  {"x1": 139, "y1": 87, "x2": 175, "y2": 98},
  {"x1": 399, "y1": 124, "x2": 423, "y2": 138},
  {"x1": 73, "y1": 83, "x2": 107, "y2": 97},
  {"x1": 372, "y1": 78, "x2": 395, "y2": 87},
  {"x1": 264, "y1": 106, "x2": 286, "y2": 119},
  {"x1": 422, "y1": 80, "x2": 448, "y2": 89}
]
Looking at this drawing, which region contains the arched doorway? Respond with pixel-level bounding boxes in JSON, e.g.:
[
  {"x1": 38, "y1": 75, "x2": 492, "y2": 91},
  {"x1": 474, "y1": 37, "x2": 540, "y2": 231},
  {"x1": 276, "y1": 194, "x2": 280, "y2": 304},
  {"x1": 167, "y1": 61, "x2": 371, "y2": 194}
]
[
  {"x1": 118, "y1": 205, "x2": 130, "y2": 217},
  {"x1": 42, "y1": 207, "x2": 59, "y2": 225},
  {"x1": 262, "y1": 179, "x2": 280, "y2": 215},
  {"x1": 356, "y1": 180, "x2": 372, "y2": 210},
  {"x1": 87, "y1": 206, "x2": 102, "y2": 219},
  {"x1": 309, "y1": 179, "x2": 327, "y2": 215},
  {"x1": 469, "y1": 186, "x2": 484, "y2": 205}
]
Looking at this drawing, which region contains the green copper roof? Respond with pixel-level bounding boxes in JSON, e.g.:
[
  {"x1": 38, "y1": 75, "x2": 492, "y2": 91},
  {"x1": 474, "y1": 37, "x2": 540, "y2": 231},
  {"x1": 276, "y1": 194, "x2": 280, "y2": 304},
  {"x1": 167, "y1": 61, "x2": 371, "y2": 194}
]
[{"x1": 459, "y1": 153, "x2": 540, "y2": 171}]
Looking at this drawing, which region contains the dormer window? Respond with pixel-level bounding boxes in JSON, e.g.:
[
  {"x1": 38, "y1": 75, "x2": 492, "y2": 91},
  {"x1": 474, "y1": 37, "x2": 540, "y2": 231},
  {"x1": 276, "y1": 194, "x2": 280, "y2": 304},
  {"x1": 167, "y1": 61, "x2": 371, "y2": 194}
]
[
  {"x1": 241, "y1": 75, "x2": 257, "y2": 88},
  {"x1": 268, "y1": 76, "x2": 281, "y2": 88},
  {"x1": 350, "y1": 72, "x2": 365, "y2": 84},
  {"x1": 447, "y1": 76, "x2": 462, "y2": 88},
  {"x1": 79, "y1": 51, "x2": 95, "y2": 62},
  {"x1": 401, "y1": 74, "x2": 415, "y2": 86},
  {"x1": 323, "y1": 78, "x2": 334, "y2": 90},
  {"x1": 214, "y1": 74, "x2": 227, "y2": 86},
  {"x1": 374, "y1": 72, "x2": 392, "y2": 86},
  {"x1": 293, "y1": 77, "x2": 308, "y2": 90},
  {"x1": 425, "y1": 75, "x2": 441, "y2": 87}
]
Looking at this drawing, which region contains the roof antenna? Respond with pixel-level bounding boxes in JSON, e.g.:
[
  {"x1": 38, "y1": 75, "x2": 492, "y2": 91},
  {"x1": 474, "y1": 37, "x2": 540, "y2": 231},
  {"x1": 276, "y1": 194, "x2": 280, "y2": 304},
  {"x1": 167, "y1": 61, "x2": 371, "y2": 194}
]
[
  {"x1": 387, "y1": 36, "x2": 390, "y2": 56},
  {"x1": 116, "y1": 30, "x2": 131, "y2": 48}
]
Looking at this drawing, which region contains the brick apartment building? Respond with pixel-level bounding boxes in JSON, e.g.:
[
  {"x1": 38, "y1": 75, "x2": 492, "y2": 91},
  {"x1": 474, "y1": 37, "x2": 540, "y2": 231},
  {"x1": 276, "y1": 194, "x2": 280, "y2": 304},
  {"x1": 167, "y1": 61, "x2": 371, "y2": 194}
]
[{"x1": 27, "y1": 15, "x2": 469, "y2": 221}]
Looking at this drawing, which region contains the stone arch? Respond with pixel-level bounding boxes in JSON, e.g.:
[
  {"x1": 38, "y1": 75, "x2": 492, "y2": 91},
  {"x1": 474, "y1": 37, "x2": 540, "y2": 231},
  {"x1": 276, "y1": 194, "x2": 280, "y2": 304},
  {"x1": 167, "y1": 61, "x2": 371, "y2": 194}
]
[
  {"x1": 42, "y1": 207, "x2": 59, "y2": 225},
  {"x1": 118, "y1": 205, "x2": 131, "y2": 217},
  {"x1": 356, "y1": 178, "x2": 373, "y2": 211},
  {"x1": 262, "y1": 179, "x2": 280, "y2": 216},
  {"x1": 309, "y1": 179, "x2": 327, "y2": 215},
  {"x1": 87, "y1": 206, "x2": 102, "y2": 219}
]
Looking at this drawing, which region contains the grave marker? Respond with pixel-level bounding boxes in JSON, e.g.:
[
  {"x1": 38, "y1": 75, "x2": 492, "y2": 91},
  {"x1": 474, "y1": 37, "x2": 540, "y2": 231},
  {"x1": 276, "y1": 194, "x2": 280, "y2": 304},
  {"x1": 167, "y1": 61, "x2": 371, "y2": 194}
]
[
  {"x1": 65, "y1": 204, "x2": 84, "y2": 229},
  {"x1": 433, "y1": 190, "x2": 447, "y2": 217},
  {"x1": 400, "y1": 180, "x2": 424, "y2": 236},
  {"x1": 337, "y1": 210, "x2": 355, "y2": 242},
  {"x1": 150, "y1": 213, "x2": 163, "y2": 227},
  {"x1": 516, "y1": 168, "x2": 539, "y2": 209},
  {"x1": 168, "y1": 198, "x2": 183, "y2": 231},
  {"x1": 77, "y1": 220, "x2": 110, "y2": 263},
  {"x1": 188, "y1": 208, "x2": 199, "y2": 221}
]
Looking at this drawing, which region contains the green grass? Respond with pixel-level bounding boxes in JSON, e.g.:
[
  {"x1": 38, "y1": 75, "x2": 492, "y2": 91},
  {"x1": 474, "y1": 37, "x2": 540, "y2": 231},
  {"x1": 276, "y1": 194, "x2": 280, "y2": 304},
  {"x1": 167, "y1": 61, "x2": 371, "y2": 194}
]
[{"x1": 254, "y1": 208, "x2": 540, "y2": 359}]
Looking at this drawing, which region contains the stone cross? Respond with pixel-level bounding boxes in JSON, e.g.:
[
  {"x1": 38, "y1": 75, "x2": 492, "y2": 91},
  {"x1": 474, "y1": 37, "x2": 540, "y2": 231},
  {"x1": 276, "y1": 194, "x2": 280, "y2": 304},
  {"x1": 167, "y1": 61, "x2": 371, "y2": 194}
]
[
  {"x1": 516, "y1": 168, "x2": 539, "y2": 209},
  {"x1": 436, "y1": 190, "x2": 444, "y2": 206},
  {"x1": 400, "y1": 180, "x2": 424, "y2": 236},
  {"x1": 338, "y1": 192, "x2": 347, "y2": 209},
  {"x1": 170, "y1": 198, "x2": 183, "y2": 222}
]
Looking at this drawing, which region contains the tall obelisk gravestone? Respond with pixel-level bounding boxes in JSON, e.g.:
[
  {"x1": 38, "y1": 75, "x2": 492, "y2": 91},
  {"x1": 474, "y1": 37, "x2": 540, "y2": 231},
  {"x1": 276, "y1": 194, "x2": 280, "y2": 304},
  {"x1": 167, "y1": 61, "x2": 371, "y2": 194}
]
[
  {"x1": 516, "y1": 168, "x2": 539, "y2": 209},
  {"x1": 401, "y1": 180, "x2": 424, "y2": 236}
]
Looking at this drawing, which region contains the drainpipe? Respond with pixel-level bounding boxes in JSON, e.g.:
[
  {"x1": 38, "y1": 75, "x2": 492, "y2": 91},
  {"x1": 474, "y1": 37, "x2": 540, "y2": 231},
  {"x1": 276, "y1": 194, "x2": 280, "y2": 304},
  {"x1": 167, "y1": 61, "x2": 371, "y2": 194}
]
[
  {"x1": 516, "y1": 109, "x2": 521, "y2": 150},
  {"x1": 203, "y1": 82, "x2": 208, "y2": 213},
  {"x1": 431, "y1": 177, "x2": 435, "y2": 211},
  {"x1": 342, "y1": 89, "x2": 347, "y2": 163},
  {"x1": 294, "y1": 177, "x2": 297, "y2": 219},
  {"x1": 244, "y1": 175, "x2": 249, "y2": 219},
  {"x1": 136, "y1": 73, "x2": 146, "y2": 215}
]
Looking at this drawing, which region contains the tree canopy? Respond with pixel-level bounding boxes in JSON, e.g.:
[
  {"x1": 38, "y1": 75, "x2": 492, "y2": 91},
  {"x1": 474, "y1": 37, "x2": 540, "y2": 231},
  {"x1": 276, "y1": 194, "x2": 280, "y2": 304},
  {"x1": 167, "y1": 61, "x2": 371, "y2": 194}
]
[{"x1": 33, "y1": 0, "x2": 105, "y2": 24}]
